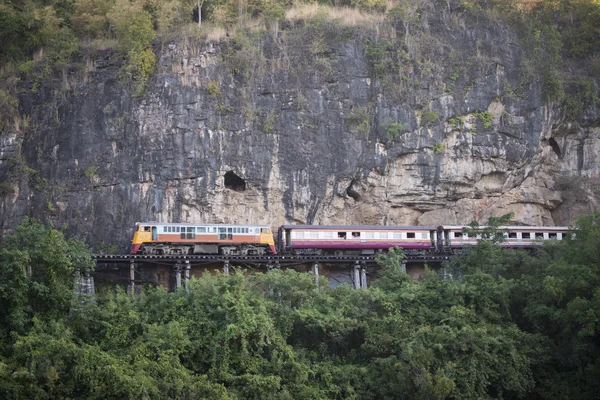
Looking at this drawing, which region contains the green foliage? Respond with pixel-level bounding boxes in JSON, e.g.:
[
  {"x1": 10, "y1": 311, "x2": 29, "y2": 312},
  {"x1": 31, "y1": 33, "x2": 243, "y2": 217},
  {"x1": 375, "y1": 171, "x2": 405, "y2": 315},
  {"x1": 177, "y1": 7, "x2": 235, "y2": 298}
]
[
  {"x1": 263, "y1": 109, "x2": 276, "y2": 133},
  {"x1": 83, "y1": 166, "x2": 98, "y2": 178},
  {"x1": 3, "y1": 213, "x2": 600, "y2": 398},
  {"x1": 463, "y1": 212, "x2": 514, "y2": 244},
  {"x1": 374, "y1": 246, "x2": 409, "y2": 290},
  {"x1": 351, "y1": 0, "x2": 386, "y2": 12},
  {"x1": 473, "y1": 110, "x2": 493, "y2": 129},
  {"x1": 421, "y1": 110, "x2": 439, "y2": 127},
  {"x1": 381, "y1": 118, "x2": 407, "y2": 141},
  {"x1": 215, "y1": 103, "x2": 233, "y2": 114},
  {"x1": 0, "y1": 2, "x2": 61, "y2": 63},
  {"x1": 207, "y1": 80, "x2": 221, "y2": 98},
  {"x1": 541, "y1": 68, "x2": 563, "y2": 102},
  {"x1": 108, "y1": 0, "x2": 157, "y2": 95},
  {"x1": 347, "y1": 104, "x2": 373, "y2": 137},
  {"x1": 223, "y1": 29, "x2": 266, "y2": 79},
  {"x1": 0, "y1": 182, "x2": 12, "y2": 197},
  {"x1": 365, "y1": 38, "x2": 395, "y2": 79},
  {"x1": 97, "y1": 242, "x2": 119, "y2": 254},
  {"x1": 433, "y1": 142, "x2": 445, "y2": 154},
  {"x1": 17, "y1": 60, "x2": 35, "y2": 74},
  {"x1": 7, "y1": 155, "x2": 37, "y2": 177},
  {"x1": 0, "y1": 88, "x2": 19, "y2": 132},
  {"x1": 448, "y1": 116, "x2": 464, "y2": 130},
  {"x1": 0, "y1": 218, "x2": 94, "y2": 343},
  {"x1": 563, "y1": 75, "x2": 599, "y2": 121},
  {"x1": 503, "y1": 82, "x2": 526, "y2": 100},
  {"x1": 262, "y1": 1, "x2": 285, "y2": 24},
  {"x1": 71, "y1": 0, "x2": 115, "y2": 38}
]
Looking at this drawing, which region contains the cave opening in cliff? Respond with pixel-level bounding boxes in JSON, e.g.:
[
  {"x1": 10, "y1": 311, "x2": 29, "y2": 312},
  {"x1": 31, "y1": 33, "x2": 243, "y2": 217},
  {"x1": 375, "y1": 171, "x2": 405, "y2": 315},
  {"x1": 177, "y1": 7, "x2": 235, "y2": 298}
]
[
  {"x1": 549, "y1": 138, "x2": 562, "y2": 158},
  {"x1": 224, "y1": 171, "x2": 246, "y2": 192},
  {"x1": 346, "y1": 180, "x2": 361, "y2": 202}
]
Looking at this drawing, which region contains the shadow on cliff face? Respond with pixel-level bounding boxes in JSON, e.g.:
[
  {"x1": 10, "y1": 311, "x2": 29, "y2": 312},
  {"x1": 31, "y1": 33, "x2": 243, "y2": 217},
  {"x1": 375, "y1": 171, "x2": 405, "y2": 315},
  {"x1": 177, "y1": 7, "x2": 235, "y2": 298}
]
[
  {"x1": 224, "y1": 171, "x2": 246, "y2": 191},
  {"x1": 549, "y1": 137, "x2": 562, "y2": 158}
]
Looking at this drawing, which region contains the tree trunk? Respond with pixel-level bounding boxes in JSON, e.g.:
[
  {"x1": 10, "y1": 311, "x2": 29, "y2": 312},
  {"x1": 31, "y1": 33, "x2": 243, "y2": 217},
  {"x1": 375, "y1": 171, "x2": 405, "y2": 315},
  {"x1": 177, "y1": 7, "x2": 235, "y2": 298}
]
[{"x1": 198, "y1": 0, "x2": 202, "y2": 27}]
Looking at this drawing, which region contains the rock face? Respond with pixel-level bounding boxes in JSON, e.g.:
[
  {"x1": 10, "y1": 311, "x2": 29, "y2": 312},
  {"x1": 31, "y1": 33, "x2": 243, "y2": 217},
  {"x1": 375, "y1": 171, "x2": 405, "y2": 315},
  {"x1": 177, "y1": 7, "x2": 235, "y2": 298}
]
[{"x1": 1, "y1": 4, "x2": 599, "y2": 251}]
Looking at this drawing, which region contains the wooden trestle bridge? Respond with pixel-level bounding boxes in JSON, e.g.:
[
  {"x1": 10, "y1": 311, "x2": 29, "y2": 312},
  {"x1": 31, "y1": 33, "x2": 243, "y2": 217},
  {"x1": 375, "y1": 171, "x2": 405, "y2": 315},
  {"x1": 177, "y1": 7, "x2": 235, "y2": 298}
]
[{"x1": 92, "y1": 253, "x2": 453, "y2": 292}]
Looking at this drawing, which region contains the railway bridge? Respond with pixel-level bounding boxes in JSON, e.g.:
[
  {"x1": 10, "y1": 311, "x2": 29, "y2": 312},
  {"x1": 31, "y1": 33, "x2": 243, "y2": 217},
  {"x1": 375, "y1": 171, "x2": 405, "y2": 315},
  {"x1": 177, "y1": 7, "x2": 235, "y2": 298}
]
[{"x1": 91, "y1": 253, "x2": 454, "y2": 293}]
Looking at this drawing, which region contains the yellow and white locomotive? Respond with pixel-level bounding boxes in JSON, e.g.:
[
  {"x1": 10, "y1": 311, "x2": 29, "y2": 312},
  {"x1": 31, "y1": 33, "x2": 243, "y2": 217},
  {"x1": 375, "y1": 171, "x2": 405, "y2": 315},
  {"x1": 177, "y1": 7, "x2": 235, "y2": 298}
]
[{"x1": 131, "y1": 222, "x2": 276, "y2": 255}]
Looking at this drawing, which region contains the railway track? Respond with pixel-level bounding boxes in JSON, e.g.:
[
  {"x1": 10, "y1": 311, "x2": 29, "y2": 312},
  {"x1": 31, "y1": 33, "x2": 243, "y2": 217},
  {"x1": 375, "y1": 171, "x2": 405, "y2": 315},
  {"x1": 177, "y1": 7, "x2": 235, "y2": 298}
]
[{"x1": 93, "y1": 253, "x2": 453, "y2": 264}]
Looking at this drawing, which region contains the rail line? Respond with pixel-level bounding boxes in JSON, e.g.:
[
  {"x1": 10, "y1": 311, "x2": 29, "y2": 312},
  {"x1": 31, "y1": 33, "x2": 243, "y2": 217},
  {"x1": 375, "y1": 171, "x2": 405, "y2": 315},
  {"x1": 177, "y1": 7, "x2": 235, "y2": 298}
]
[{"x1": 93, "y1": 253, "x2": 453, "y2": 265}]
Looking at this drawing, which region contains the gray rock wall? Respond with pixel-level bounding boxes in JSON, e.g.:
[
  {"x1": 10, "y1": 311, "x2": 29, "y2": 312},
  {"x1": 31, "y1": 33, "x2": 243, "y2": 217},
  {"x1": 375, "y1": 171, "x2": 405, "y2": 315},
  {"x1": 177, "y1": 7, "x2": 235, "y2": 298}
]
[{"x1": 1, "y1": 5, "x2": 599, "y2": 251}]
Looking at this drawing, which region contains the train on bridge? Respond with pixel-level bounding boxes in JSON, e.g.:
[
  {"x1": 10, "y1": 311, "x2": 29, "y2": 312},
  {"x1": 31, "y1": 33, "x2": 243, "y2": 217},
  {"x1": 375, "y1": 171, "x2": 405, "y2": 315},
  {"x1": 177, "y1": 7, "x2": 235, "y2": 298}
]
[{"x1": 131, "y1": 222, "x2": 570, "y2": 256}]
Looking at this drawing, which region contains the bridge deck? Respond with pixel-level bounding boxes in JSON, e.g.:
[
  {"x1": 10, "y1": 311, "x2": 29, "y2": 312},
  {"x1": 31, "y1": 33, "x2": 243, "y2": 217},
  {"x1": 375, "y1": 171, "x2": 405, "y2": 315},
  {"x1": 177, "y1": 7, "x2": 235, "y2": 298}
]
[{"x1": 93, "y1": 253, "x2": 453, "y2": 265}]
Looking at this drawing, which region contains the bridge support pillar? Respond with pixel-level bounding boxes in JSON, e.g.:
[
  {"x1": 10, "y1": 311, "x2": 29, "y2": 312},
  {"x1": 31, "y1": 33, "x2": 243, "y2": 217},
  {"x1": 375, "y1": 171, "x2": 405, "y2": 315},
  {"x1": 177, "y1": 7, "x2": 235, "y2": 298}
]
[
  {"x1": 353, "y1": 261, "x2": 361, "y2": 289},
  {"x1": 184, "y1": 260, "x2": 190, "y2": 292},
  {"x1": 223, "y1": 260, "x2": 230, "y2": 275},
  {"x1": 175, "y1": 263, "x2": 182, "y2": 289},
  {"x1": 360, "y1": 263, "x2": 368, "y2": 289},
  {"x1": 312, "y1": 262, "x2": 319, "y2": 291},
  {"x1": 401, "y1": 262, "x2": 407, "y2": 273},
  {"x1": 128, "y1": 259, "x2": 135, "y2": 295},
  {"x1": 75, "y1": 268, "x2": 96, "y2": 301}
]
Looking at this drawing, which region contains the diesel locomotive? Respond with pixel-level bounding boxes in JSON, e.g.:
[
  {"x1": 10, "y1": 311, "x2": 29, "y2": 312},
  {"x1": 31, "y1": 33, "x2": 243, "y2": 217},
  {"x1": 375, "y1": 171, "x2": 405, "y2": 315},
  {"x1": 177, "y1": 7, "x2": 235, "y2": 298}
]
[{"x1": 131, "y1": 222, "x2": 570, "y2": 255}]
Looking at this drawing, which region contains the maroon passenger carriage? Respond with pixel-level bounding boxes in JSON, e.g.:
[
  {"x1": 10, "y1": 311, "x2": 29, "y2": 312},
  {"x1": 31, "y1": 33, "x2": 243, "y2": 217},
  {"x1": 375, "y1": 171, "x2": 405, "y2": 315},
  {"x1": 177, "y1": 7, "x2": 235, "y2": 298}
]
[{"x1": 278, "y1": 225, "x2": 437, "y2": 255}]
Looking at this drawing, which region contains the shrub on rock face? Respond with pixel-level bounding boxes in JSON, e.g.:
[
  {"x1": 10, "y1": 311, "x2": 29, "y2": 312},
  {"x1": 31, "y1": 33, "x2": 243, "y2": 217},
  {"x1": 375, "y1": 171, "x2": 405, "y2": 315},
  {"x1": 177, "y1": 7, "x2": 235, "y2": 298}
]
[{"x1": 106, "y1": 1, "x2": 157, "y2": 94}]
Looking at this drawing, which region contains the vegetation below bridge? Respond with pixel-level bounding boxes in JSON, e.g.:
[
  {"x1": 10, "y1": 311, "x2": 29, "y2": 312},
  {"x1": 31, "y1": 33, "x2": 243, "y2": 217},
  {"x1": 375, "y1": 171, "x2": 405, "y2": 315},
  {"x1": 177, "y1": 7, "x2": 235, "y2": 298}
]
[{"x1": 1, "y1": 214, "x2": 600, "y2": 398}]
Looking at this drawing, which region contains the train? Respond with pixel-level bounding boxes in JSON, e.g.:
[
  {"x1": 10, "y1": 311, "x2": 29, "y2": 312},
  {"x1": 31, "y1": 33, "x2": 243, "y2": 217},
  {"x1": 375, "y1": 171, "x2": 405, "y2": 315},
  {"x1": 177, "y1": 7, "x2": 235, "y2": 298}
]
[{"x1": 130, "y1": 222, "x2": 571, "y2": 256}]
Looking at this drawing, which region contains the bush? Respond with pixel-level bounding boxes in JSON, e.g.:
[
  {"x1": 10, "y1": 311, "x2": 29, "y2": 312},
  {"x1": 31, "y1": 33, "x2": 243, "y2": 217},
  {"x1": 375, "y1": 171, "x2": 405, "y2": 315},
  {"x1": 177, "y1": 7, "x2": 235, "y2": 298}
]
[
  {"x1": 71, "y1": 0, "x2": 114, "y2": 38},
  {"x1": 348, "y1": 105, "x2": 373, "y2": 137},
  {"x1": 382, "y1": 118, "x2": 407, "y2": 141},
  {"x1": 541, "y1": 68, "x2": 563, "y2": 102},
  {"x1": 421, "y1": 110, "x2": 439, "y2": 127},
  {"x1": 207, "y1": 80, "x2": 221, "y2": 98},
  {"x1": 474, "y1": 110, "x2": 492, "y2": 129},
  {"x1": 108, "y1": 1, "x2": 157, "y2": 95},
  {"x1": 0, "y1": 182, "x2": 12, "y2": 196},
  {"x1": 365, "y1": 38, "x2": 395, "y2": 79}
]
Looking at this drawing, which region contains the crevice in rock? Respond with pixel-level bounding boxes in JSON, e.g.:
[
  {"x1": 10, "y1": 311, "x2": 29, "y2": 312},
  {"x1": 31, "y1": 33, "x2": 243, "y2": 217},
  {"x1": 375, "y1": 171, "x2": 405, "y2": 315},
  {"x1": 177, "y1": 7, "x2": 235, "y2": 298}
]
[
  {"x1": 549, "y1": 138, "x2": 562, "y2": 159},
  {"x1": 346, "y1": 180, "x2": 361, "y2": 202},
  {"x1": 224, "y1": 171, "x2": 246, "y2": 192}
]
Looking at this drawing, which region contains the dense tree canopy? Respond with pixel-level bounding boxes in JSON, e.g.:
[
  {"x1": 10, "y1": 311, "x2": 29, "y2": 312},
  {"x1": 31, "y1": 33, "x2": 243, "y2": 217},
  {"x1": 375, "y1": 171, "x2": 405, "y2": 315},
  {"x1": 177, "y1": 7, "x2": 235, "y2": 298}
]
[{"x1": 1, "y1": 213, "x2": 600, "y2": 398}]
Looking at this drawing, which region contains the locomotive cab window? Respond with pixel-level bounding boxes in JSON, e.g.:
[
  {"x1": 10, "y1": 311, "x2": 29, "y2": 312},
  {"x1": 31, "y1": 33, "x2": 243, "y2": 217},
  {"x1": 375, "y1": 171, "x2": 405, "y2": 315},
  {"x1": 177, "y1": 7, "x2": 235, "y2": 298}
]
[
  {"x1": 261, "y1": 228, "x2": 271, "y2": 233},
  {"x1": 144, "y1": 226, "x2": 150, "y2": 232}
]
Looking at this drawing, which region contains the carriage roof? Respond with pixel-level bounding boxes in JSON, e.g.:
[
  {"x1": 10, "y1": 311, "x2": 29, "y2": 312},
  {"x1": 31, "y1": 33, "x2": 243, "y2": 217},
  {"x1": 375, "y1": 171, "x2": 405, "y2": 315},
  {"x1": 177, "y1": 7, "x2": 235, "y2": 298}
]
[{"x1": 280, "y1": 225, "x2": 436, "y2": 230}]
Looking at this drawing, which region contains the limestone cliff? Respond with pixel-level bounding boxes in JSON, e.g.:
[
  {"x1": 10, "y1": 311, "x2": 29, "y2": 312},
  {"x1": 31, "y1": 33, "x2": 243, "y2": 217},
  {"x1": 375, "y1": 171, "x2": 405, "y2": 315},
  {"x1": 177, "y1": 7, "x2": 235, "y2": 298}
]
[{"x1": 1, "y1": 3, "x2": 599, "y2": 250}]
